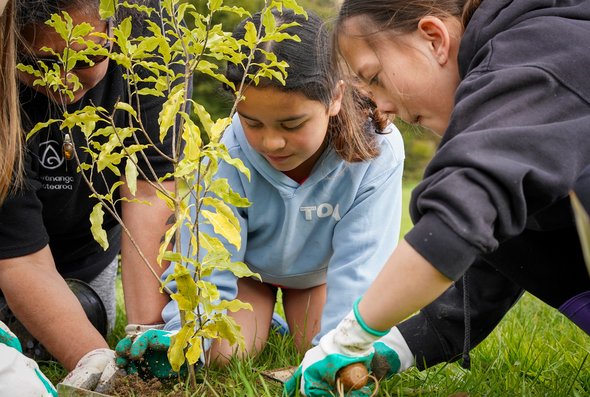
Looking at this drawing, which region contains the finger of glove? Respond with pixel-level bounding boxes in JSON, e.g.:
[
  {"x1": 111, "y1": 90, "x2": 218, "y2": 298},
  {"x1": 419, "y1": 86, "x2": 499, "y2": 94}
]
[
  {"x1": 144, "y1": 329, "x2": 171, "y2": 350},
  {"x1": 115, "y1": 354, "x2": 129, "y2": 369},
  {"x1": 115, "y1": 337, "x2": 133, "y2": 358},
  {"x1": 62, "y1": 366, "x2": 102, "y2": 391},
  {"x1": 94, "y1": 360, "x2": 120, "y2": 393},
  {"x1": 0, "y1": 323, "x2": 22, "y2": 352},
  {"x1": 371, "y1": 341, "x2": 401, "y2": 379},
  {"x1": 283, "y1": 365, "x2": 302, "y2": 397},
  {"x1": 129, "y1": 331, "x2": 169, "y2": 359}
]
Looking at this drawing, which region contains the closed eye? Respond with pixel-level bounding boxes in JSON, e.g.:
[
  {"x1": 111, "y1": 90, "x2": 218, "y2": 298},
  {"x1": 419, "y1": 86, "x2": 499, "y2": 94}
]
[
  {"x1": 281, "y1": 121, "x2": 305, "y2": 131},
  {"x1": 369, "y1": 74, "x2": 380, "y2": 87}
]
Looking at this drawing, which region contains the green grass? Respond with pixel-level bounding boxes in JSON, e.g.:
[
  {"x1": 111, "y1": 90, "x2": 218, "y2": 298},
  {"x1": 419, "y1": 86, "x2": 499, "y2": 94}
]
[{"x1": 41, "y1": 181, "x2": 590, "y2": 396}]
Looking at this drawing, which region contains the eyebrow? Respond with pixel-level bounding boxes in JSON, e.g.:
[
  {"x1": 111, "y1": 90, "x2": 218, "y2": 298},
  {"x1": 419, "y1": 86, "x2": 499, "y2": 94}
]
[{"x1": 237, "y1": 111, "x2": 307, "y2": 123}]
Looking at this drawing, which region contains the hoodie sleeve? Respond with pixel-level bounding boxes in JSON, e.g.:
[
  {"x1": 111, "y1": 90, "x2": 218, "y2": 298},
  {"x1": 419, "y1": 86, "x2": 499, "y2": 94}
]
[{"x1": 314, "y1": 132, "x2": 405, "y2": 344}]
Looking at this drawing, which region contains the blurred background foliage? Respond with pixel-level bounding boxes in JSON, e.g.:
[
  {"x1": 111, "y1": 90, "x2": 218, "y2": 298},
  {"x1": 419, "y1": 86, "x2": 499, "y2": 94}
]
[{"x1": 191, "y1": 0, "x2": 438, "y2": 182}]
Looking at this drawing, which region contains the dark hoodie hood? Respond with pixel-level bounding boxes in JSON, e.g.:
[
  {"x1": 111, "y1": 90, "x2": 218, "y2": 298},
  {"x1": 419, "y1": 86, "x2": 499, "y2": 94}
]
[{"x1": 459, "y1": 0, "x2": 590, "y2": 104}]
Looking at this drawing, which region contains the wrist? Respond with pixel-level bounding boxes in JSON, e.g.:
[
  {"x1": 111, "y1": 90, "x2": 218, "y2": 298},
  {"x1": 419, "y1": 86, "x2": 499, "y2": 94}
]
[
  {"x1": 353, "y1": 297, "x2": 390, "y2": 337},
  {"x1": 331, "y1": 310, "x2": 382, "y2": 357},
  {"x1": 125, "y1": 323, "x2": 165, "y2": 337}
]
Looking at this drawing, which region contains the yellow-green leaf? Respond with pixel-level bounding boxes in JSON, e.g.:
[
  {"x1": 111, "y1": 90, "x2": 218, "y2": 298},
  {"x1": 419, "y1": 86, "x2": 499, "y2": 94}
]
[
  {"x1": 201, "y1": 196, "x2": 241, "y2": 243},
  {"x1": 186, "y1": 336, "x2": 202, "y2": 365},
  {"x1": 158, "y1": 87, "x2": 184, "y2": 143},
  {"x1": 124, "y1": 157, "x2": 138, "y2": 196},
  {"x1": 99, "y1": 0, "x2": 116, "y2": 19},
  {"x1": 168, "y1": 323, "x2": 194, "y2": 371},
  {"x1": 90, "y1": 203, "x2": 109, "y2": 250},
  {"x1": 114, "y1": 102, "x2": 138, "y2": 119}
]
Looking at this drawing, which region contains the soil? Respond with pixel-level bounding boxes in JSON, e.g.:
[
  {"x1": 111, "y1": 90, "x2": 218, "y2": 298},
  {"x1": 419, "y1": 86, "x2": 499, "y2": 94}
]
[{"x1": 110, "y1": 374, "x2": 186, "y2": 397}]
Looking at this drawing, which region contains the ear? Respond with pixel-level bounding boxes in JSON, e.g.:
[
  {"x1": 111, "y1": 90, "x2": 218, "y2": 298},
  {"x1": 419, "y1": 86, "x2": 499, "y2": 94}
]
[
  {"x1": 417, "y1": 16, "x2": 452, "y2": 65},
  {"x1": 328, "y1": 80, "x2": 345, "y2": 116}
]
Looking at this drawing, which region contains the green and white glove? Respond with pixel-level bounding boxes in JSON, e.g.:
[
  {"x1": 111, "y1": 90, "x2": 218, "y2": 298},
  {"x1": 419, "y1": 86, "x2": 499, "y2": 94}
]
[
  {"x1": 115, "y1": 324, "x2": 186, "y2": 379},
  {"x1": 0, "y1": 319, "x2": 22, "y2": 351},
  {"x1": 0, "y1": 321, "x2": 57, "y2": 397},
  {"x1": 284, "y1": 299, "x2": 389, "y2": 397},
  {"x1": 371, "y1": 327, "x2": 414, "y2": 379}
]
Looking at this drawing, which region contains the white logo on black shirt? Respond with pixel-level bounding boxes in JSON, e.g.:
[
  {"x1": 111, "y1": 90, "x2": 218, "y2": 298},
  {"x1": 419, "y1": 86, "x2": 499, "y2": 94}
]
[{"x1": 40, "y1": 140, "x2": 64, "y2": 170}]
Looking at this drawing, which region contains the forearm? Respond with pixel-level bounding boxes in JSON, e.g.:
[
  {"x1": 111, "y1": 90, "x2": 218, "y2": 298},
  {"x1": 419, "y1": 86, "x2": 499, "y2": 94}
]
[
  {"x1": 359, "y1": 239, "x2": 453, "y2": 332},
  {"x1": 0, "y1": 246, "x2": 107, "y2": 370},
  {"x1": 120, "y1": 180, "x2": 173, "y2": 324}
]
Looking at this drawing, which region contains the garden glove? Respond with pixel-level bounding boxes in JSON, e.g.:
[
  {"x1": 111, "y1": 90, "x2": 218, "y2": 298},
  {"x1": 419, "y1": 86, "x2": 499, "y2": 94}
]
[
  {"x1": 0, "y1": 319, "x2": 22, "y2": 351},
  {"x1": 0, "y1": 321, "x2": 57, "y2": 397},
  {"x1": 116, "y1": 324, "x2": 187, "y2": 379},
  {"x1": 61, "y1": 348, "x2": 119, "y2": 393},
  {"x1": 284, "y1": 298, "x2": 389, "y2": 397},
  {"x1": 371, "y1": 327, "x2": 415, "y2": 379}
]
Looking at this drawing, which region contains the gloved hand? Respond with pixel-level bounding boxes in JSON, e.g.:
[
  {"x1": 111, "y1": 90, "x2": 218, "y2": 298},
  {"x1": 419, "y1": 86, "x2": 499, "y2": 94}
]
[
  {"x1": 0, "y1": 321, "x2": 57, "y2": 397},
  {"x1": 370, "y1": 327, "x2": 414, "y2": 379},
  {"x1": 61, "y1": 348, "x2": 119, "y2": 393},
  {"x1": 284, "y1": 299, "x2": 389, "y2": 397},
  {"x1": 0, "y1": 319, "x2": 22, "y2": 351},
  {"x1": 115, "y1": 324, "x2": 186, "y2": 379}
]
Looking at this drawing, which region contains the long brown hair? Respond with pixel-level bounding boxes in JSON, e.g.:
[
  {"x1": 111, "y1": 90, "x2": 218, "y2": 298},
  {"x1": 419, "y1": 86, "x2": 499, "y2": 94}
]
[
  {"x1": 335, "y1": 0, "x2": 482, "y2": 34},
  {"x1": 225, "y1": 9, "x2": 387, "y2": 163},
  {"x1": 0, "y1": 0, "x2": 22, "y2": 203}
]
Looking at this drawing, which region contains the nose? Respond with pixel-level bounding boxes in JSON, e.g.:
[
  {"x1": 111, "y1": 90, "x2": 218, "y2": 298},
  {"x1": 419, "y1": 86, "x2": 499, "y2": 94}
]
[
  {"x1": 370, "y1": 88, "x2": 397, "y2": 117},
  {"x1": 261, "y1": 130, "x2": 287, "y2": 152}
]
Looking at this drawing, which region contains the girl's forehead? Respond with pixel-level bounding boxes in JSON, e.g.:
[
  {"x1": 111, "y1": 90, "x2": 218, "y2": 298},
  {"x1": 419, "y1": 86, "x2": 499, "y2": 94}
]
[{"x1": 339, "y1": 14, "x2": 379, "y2": 38}]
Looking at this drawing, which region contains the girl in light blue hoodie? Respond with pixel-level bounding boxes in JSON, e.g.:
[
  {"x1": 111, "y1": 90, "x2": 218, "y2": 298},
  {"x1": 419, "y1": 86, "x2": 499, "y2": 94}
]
[
  {"x1": 188, "y1": 8, "x2": 404, "y2": 365},
  {"x1": 116, "y1": 8, "x2": 405, "y2": 374}
]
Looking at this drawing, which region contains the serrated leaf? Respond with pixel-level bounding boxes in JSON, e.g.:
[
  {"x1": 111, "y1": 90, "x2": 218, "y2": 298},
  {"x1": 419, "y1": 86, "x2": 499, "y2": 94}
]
[
  {"x1": 156, "y1": 188, "x2": 175, "y2": 211},
  {"x1": 186, "y1": 336, "x2": 202, "y2": 365},
  {"x1": 99, "y1": 0, "x2": 116, "y2": 19},
  {"x1": 181, "y1": 113, "x2": 202, "y2": 161},
  {"x1": 171, "y1": 263, "x2": 198, "y2": 310},
  {"x1": 209, "y1": 178, "x2": 250, "y2": 207},
  {"x1": 26, "y1": 120, "x2": 60, "y2": 140},
  {"x1": 168, "y1": 322, "x2": 194, "y2": 371},
  {"x1": 114, "y1": 102, "x2": 138, "y2": 119},
  {"x1": 243, "y1": 21, "x2": 258, "y2": 49},
  {"x1": 158, "y1": 87, "x2": 184, "y2": 143},
  {"x1": 124, "y1": 156, "x2": 138, "y2": 196},
  {"x1": 90, "y1": 203, "x2": 109, "y2": 250},
  {"x1": 201, "y1": 197, "x2": 241, "y2": 248},
  {"x1": 208, "y1": 0, "x2": 222, "y2": 12},
  {"x1": 214, "y1": 298, "x2": 252, "y2": 313},
  {"x1": 213, "y1": 315, "x2": 243, "y2": 348},
  {"x1": 157, "y1": 216, "x2": 180, "y2": 265}
]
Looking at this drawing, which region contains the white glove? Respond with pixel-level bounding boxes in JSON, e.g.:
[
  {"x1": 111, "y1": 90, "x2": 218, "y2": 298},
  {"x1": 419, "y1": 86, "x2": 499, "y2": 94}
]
[
  {"x1": 0, "y1": 321, "x2": 57, "y2": 397},
  {"x1": 61, "y1": 348, "x2": 119, "y2": 393}
]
